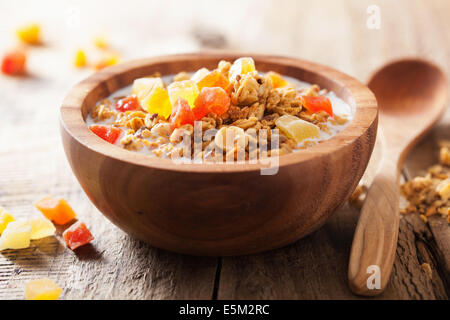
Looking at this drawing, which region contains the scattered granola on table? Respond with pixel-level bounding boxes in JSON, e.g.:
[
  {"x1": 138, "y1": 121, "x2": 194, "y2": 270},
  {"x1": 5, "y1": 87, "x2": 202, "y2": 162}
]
[
  {"x1": 86, "y1": 57, "x2": 353, "y2": 162},
  {"x1": 400, "y1": 141, "x2": 450, "y2": 224}
]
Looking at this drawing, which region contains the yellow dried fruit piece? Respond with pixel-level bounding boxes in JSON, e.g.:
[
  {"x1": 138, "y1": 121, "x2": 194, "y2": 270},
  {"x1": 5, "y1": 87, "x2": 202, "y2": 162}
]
[
  {"x1": 267, "y1": 71, "x2": 289, "y2": 88},
  {"x1": 25, "y1": 278, "x2": 62, "y2": 300},
  {"x1": 191, "y1": 68, "x2": 209, "y2": 82},
  {"x1": 29, "y1": 217, "x2": 56, "y2": 240},
  {"x1": 0, "y1": 220, "x2": 32, "y2": 250},
  {"x1": 132, "y1": 77, "x2": 165, "y2": 101},
  {"x1": 16, "y1": 23, "x2": 41, "y2": 44},
  {"x1": 0, "y1": 208, "x2": 15, "y2": 234},
  {"x1": 168, "y1": 80, "x2": 199, "y2": 109},
  {"x1": 94, "y1": 52, "x2": 120, "y2": 70},
  {"x1": 141, "y1": 87, "x2": 172, "y2": 119},
  {"x1": 275, "y1": 115, "x2": 320, "y2": 143},
  {"x1": 229, "y1": 57, "x2": 255, "y2": 81},
  {"x1": 74, "y1": 49, "x2": 87, "y2": 68},
  {"x1": 93, "y1": 35, "x2": 108, "y2": 49}
]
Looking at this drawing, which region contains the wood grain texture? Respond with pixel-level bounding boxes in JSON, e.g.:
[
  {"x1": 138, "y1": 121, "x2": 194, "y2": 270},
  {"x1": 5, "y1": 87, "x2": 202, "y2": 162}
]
[{"x1": 0, "y1": 0, "x2": 449, "y2": 299}]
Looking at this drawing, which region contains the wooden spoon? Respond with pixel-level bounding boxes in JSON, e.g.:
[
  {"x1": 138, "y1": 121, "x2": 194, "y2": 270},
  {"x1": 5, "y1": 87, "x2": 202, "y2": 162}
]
[{"x1": 348, "y1": 59, "x2": 448, "y2": 296}]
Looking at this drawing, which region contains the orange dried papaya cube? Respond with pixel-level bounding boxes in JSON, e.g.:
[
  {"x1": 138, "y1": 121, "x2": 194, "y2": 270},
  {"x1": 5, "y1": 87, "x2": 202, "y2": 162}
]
[
  {"x1": 196, "y1": 70, "x2": 230, "y2": 92},
  {"x1": 35, "y1": 197, "x2": 76, "y2": 225},
  {"x1": 267, "y1": 71, "x2": 289, "y2": 88}
]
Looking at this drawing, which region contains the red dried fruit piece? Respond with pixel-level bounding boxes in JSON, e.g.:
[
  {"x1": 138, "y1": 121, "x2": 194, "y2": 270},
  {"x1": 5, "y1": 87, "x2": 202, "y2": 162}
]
[
  {"x1": 193, "y1": 87, "x2": 231, "y2": 119},
  {"x1": 301, "y1": 95, "x2": 333, "y2": 117},
  {"x1": 116, "y1": 95, "x2": 141, "y2": 112},
  {"x1": 170, "y1": 98, "x2": 195, "y2": 128},
  {"x1": 196, "y1": 70, "x2": 230, "y2": 92},
  {"x1": 89, "y1": 125, "x2": 122, "y2": 144},
  {"x1": 1, "y1": 50, "x2": 26, "y2": 75},
  {"x1": 63, "y1": 221, "x2": 93, "y2": 250}
]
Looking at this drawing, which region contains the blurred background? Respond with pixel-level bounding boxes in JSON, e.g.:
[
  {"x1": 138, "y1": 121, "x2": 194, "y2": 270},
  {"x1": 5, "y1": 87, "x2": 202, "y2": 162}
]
[{"x1": 0, "y1": 0, "x2": 449, "y2": 299}]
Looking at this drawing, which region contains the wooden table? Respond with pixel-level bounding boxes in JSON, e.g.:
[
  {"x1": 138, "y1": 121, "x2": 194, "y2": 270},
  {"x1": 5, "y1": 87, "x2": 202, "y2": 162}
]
[{"x1": 0, "y1": 0, "x2": 448, "y2": 299}]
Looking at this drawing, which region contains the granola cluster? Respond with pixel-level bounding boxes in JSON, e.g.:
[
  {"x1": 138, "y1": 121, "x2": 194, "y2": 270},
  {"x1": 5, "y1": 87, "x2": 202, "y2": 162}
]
[
  {"x1": 400, "y1": 144, "x2": 450, "y2": 224},
  {"x1": 88, "y1": 58, "x2": 349, "y2": 161}
]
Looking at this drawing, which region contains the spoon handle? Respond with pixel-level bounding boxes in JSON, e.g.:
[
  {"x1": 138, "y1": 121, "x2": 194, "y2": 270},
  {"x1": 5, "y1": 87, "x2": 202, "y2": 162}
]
[{"x1": 348, "y1": 158, "x2": 400, "y2": 296}]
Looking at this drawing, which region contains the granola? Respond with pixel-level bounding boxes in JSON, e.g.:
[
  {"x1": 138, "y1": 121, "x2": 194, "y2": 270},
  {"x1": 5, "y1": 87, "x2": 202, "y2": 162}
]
[{"x1": 86, "y1": 57, "x2": 352, "y2": 162}]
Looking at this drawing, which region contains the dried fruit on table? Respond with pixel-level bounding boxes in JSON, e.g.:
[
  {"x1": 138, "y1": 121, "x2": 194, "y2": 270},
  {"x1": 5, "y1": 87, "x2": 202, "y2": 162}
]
[
  {"x1": 35, "y1": 197, "x2": 76, "y2": 225},
  {"x1": 16, "y1": 23, "x2": 41, "y2": 44},
  {"x1": 0, "y1": 220, "x2": 32, "y2": 250},
  {"x1": 0, "y1": 207, "x2": 15, "y2": 234},
  {"x1": 94, "y1": 52, "x2": 120, "y2": 70},
  {"x1": 301, "y1": 95, "x2": 333, "y2": 117},
  {"x1": 116, "y1": 95, "x2": 141, "y2": 112},
  {"x1": 196, "y1": 70, "x2": 230, "y2": 92},
  {"x1": 132, "y1": 77, "x2": 165, "y2": 101},
  {"x1": 193, "y1": 87, "x2": 231, "y2": 119},
  {"x1": 229, "y1": 57, "x2": 255, "y2": 81},
  {"x1": 63, "y1": 221, "x2": 93, "y2": 250},
  {"x1": 170, "y1": 98, "x2": 195, "y2": 128},
  {"x1": 25, "y1": 278, "x2": 62, "y2": 300},
  {"x1": 93, "y1": 35, "x2": 108, "y2": 50},
  {"x1": 74, "y1": 49, "x2": 87, "y2": 68},
  {"x1": 89, "y1": 125, "x2": 122, "y2": 144},
  {"x1": 141, "y1": 87, "x2": 172, "y2": 119},
  {"x1": 267, "y1": 71, "x2": 289, "y2": 88},
  {"x1": 29, "y1": 217, "x2": 56, "y2": 240},
  {"x1": 1, "y1": 49, "x2": 26, "y2": 75},
  {"x1": 168, "y1": 80, "x2": 199, "y2": 108},
  {"x1": 275, "y1": 114, "x2": 320, "y2": 143}
]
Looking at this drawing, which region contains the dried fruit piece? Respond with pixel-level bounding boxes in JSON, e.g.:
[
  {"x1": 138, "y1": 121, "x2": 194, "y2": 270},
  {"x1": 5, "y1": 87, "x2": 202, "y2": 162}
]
[
  {"x1": 29, "y1": 217, "x2": 56, "y2": 240},
  {"x1": 89, "y1": 125, "x2": 122, "y2": 144},
  {"x1": 132, "y1": 77, "x2": 165, "y2": 101},
  {"x1": 275, "y1": 115, "x2": 320, "y2": 143},
  {"x1": 35, "y1": 197, "x2": 76, "y2": 225},
  {"x1": 301, "y1": 95, "x2": 333, "y2": 117},
  {"x1": 141, "y1": 87, "x2": 172, "y2": 119},
  {"x1": 93, "y1": 35, "x2": 108, "y2": 50},
  {"x1": 94, "y1": 52, "x2": 120, "y2": 70},
  {"x1": 267, "y1": 71, "x2": 288, "y2": 88},
  {"x1": 74, "y1": 49, "x2": 87, "y2": 68},
  {"x1": 196, "y1": 70, "x2": 230, "y2": 91},
  {"x1": 116, "y1": 95, "x2": 141, "y2": 112},
  {"x1": 168, "y1": 80, "x2": 199, "y2": 108},
  {"x1": 0, "y1": 208, "x2": 15, "y2": 234},
  {"x1": 1, "y1": 49, "x2": 26, "y2": 75},
  {"x1": 190, "y1": 67, "x2": 209, "y2": 82},
  {"x1": 25, "y1": 278, "x2": 62, "y2": 300},
  {"x1": 63, "y1": 221, "x2": 93, "y2": 250},
  {"x1": 0, "y1": 220, "x2": 32, "y2": 250},
  {"x1": 229, "y1": 57, "x2": 255, "y2": 81},
  {"x1": 16, "y1": 23, "x2": 41, "y2": 44},
  {"x1": 170, "y1": 98, "x2": 195, "y2": 128},
  {"x1": 193, "y1": 87, "x2": 231, "y2": 119}
]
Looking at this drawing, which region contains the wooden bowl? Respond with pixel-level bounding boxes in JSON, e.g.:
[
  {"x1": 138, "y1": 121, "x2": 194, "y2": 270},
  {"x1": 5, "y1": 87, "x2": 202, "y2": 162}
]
[{"x1": 60, "y1": 52, "x2": 378, "y2": 256}]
